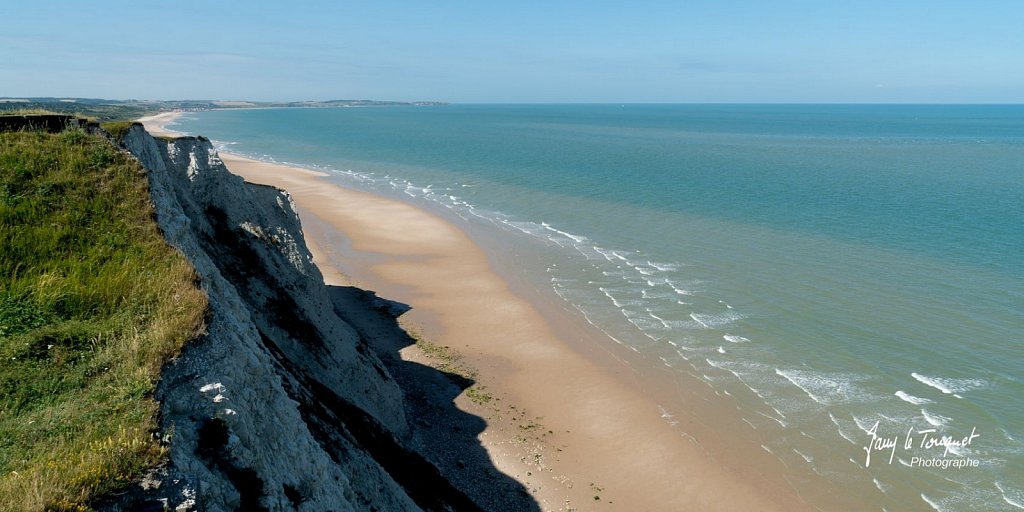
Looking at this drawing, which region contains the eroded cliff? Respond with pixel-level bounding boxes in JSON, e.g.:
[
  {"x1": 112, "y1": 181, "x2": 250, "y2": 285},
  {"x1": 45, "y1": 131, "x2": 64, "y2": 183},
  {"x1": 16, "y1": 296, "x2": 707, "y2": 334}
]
[{"x1": 112, "y1": 125, "x2": 477, "y2": 511}]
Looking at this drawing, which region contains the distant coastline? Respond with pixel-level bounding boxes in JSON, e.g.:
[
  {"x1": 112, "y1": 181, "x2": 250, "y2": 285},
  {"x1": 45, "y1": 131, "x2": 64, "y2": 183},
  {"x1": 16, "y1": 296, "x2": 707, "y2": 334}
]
[{"x1": 0, "y1": 97, "x2": 447, "y2": 123}]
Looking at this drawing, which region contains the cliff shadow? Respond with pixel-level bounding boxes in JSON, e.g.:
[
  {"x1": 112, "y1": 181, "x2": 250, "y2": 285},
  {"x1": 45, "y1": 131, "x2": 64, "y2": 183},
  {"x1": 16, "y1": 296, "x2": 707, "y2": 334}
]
[{"x1": 327, "y1": 285, "x2": 541, "y2": 512}]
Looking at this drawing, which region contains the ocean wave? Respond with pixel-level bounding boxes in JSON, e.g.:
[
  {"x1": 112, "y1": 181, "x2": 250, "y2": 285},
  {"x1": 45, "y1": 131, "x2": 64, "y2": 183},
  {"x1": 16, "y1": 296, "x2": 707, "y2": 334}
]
[
  {"x1": 647, "y1": 310, "x2": 670, "y2": 328},
  {"x1": 921, "y1": 409, "x2": 951, "y2": 427},
  {"x1": 921, "y1": 491, "x2": 942, "y2": 512},
  {"x1": 895, "y1": 390, "x2": 932, "y2": 405},
  {"x1": 647, "y1": 260, "x2": 680, "y2": 271},
  {"x1": 641, "y1": 287, "x2": 678, "y2": 300},
  {"x1": 593, "y1": 246, "x2": 632, "y2": 263},
  {"x1": 623, "y1": 309, "x2": 668, "y2": 331},
  {"x1": 647, "y1": 277, "x2": 697, "y2": 296},
  {"x1": 996, "y1": 482, "x2": 1024, "y2": 510},
  {"x1": 911, "y1": 372, "x2": 988, "y2": 398},
  {"x1": 872, "y1": 477, "x2": 888, "y2": 494},
  {"x1": 793, "y1": 448, "x2": 814, "y2": 464},
  {"x1": 852, "y1": 414, "x2": 876, "y2": 434},
  {"x1": 690, "y1": 311, "x2": 744, "y2": 329},
  {"x1": 598, "y1": 286, "x2": 645, "y2": 308},
  {"x1": 829, "y1": 412, "x2": 864, "y2": 446},
  {"x1": 776, "y1": 369, "x2": 872, "y2": 405}
]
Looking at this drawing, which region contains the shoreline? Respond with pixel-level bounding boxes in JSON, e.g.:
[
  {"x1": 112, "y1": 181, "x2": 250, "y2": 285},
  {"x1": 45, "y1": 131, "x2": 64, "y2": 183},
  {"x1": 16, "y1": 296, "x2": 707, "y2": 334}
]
[{"x1": 139, "y1": 112, "x2": 813, "y2": 511}]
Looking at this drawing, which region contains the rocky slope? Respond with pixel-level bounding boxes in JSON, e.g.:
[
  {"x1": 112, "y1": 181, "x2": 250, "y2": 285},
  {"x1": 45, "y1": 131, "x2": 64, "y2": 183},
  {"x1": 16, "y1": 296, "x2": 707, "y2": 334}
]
[{"x1": 112, "y1": 125, "x2": 480, "y2": 511}]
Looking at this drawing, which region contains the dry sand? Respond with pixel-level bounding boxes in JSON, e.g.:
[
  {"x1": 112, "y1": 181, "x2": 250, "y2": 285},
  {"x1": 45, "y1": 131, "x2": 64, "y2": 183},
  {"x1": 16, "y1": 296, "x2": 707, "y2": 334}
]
[
  {"x1": 140, "y1": 113, "x2": 813, "y2": 511},
  {"x1": 137, "y1": 112, "x2": 184, "y2": 137}
]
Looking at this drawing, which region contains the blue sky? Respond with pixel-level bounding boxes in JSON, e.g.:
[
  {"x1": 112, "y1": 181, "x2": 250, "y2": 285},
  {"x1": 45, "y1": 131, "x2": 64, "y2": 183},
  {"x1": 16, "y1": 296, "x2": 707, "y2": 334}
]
[{"x1": 3, "y1": 1, "x2": 1022, "y2": 103}]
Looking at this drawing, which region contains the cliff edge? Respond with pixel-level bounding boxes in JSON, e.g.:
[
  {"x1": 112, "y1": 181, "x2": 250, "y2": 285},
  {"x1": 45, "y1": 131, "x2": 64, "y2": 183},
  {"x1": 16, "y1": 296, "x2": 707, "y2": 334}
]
[{"x1": 114, "y1": 125, "x2": 477, "y2": 511}]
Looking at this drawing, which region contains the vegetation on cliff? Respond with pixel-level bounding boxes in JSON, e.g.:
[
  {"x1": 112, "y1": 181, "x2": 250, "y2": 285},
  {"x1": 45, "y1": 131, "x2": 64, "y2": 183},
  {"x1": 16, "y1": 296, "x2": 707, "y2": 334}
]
[{"x1": 0, "y1": 127, "x2": 207, "y2": 510}]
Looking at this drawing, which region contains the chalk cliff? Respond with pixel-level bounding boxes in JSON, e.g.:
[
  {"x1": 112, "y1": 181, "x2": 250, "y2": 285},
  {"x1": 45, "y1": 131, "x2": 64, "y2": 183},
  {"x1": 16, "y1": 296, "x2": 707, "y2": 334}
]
[{"x1": 113, "y1": 125, "x2": 476, "y2": 511}]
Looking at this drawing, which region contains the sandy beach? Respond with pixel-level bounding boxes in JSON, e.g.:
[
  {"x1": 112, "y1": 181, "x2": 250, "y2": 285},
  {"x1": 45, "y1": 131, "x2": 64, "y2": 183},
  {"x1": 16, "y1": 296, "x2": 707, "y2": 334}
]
[{"x1": 139, "y1": 112, "x2": 812, "y2": 511}]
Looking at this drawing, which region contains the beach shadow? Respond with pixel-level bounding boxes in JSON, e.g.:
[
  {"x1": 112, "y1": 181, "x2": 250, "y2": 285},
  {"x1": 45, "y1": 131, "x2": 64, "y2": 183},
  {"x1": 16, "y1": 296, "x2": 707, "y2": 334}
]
[{"x1": 327, "y1": 285, "x2": 541, "y2": 512}]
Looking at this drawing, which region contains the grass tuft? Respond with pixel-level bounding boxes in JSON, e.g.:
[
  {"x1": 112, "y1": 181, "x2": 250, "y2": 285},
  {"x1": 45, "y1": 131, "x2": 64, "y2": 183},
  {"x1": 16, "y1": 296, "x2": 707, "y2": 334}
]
[
  {"x1": 0, "y1": 128, "x2": 207, "y2": 510},
  {"x1": 0, "y1": 109, "x2": 60, "y2": 117},
  {"x1": 99, "y1": 121, "x2": 134, "y2": 143}
]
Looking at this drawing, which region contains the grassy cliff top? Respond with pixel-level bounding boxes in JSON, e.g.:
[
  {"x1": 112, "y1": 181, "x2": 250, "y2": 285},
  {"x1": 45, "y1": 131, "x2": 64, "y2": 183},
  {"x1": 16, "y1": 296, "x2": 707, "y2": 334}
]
[{"x1": 0, "y1": 127, "x2": 207, "y2": 510}]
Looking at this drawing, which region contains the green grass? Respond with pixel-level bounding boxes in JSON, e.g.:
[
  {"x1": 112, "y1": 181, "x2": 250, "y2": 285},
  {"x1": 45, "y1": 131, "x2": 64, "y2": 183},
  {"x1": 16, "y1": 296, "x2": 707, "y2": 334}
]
[
  {"x1": 0, "y1": 109, "x2": 59, "y2": 117},
  {"x1": 98, "y1": 121, "x2": 134, "y2": 143},
  {"x1": 0, "y1": 128, "x2": 207, "y2": 510},
  {"x1": 0, "y1": 104, "x2": 157, "y2": 123}
]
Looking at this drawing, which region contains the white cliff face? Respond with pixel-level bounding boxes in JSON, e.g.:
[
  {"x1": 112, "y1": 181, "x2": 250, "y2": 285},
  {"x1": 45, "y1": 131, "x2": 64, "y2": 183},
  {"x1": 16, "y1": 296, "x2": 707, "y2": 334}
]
[{"x1": 119, "y1": 126, "x2": 419, "y2": 512}]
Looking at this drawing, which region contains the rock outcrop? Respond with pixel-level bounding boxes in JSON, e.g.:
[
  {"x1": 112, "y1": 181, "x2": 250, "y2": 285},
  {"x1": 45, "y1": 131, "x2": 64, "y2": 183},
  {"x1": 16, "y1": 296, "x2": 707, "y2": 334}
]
[{"x1": 112, "y1": 125, "x2": 477, "y2": 511}]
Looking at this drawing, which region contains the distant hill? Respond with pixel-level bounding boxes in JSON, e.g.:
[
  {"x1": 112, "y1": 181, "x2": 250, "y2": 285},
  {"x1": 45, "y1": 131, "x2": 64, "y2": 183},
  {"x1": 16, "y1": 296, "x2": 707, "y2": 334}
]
[{"x1": 0, "y1": 97, "x2": 447, "y2": 121}]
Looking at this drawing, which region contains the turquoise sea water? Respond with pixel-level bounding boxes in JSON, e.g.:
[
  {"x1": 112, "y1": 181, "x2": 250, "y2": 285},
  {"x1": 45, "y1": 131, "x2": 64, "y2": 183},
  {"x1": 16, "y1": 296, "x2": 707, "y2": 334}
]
[{"x1": 174, "y1": 105, "x2": 1024, "y2": 511}]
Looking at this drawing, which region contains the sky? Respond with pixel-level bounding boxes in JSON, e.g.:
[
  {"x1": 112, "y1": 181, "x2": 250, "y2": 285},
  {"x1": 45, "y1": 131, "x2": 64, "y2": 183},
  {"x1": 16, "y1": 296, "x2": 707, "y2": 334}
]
[{"x1": 2, "y1": 0, "x2": 1022, "y2": 103}]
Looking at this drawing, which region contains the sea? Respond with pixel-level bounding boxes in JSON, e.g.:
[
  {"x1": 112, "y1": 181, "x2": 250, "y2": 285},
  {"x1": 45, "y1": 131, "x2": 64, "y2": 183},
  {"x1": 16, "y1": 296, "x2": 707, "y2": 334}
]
[{"x1": 171, "y1": 104, "x2": 1024, "y2": 512}]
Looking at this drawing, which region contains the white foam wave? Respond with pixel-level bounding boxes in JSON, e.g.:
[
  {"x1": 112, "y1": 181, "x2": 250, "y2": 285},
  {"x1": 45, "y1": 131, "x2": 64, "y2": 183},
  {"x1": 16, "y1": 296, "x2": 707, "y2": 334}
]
[
  {"x1": 921, "y1": 493, "x2": 943, "y2": 512},
  {"x1": 996, "y1": 482, "x2": 1024, "y2": 510},
  {"x1": 646, "y1": 261, "x2": 680, "y2": 271},
  {"x1": 623, "y1": 309, "x2": 665, "y2": 331},
  {"x1": 666, "y1": 279, "x2": 696, "y2": 296},
  {"x1": 690, "y1": 311, "x2": 743, "y2": 329},
  {"x1": 596, "y1": 249, "x2": 630, "y2": 262},
  {"x1": 852, "y1": 414, "x2": 875, "y2": 434},
  {"x1": 593, "y1": 247, "x2": 617, "y2": 261},
  {"x1": 794, "y1": 449, "x2": 814, "y2": 463},
  {"x1": 598, "y1": 287, "x2": 645, "y2": 308},
  {"x1": 872, "y1": 477, "x2": 888, "y2": 494},
  {"x1": 647, "y1": 310, "x2": 670, "y2": 329},
  {"x1": 501, "y1": 219, "x2": 541, "y2": 236},
  {"x1": 753, "y1": 409, "x2": 787, "y2": 428},
  {"x1": 895, "y1": 390, "x2": 932, "y2": 405},
  {"x1": 776, "y1": 369, "x2": 870, "y2": 405},
  {"x1": 911, "y1": 372, "x2": 987, "y2": 398},
  {"x1": 640, "y1": 287, "x2": 676, "y2": 300},
  {"x1": 723, "y1": 334, "x2": 750, "y2": 343},
  {"x1": 541, "y1": 222, "x2": 589, "y2": 244},
  {"x1": 921, "y1": 409, "x2": 951, "y2": 427},
  {"x1": 829, "y1": 413, "x2": 859, "y2": 445}
]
